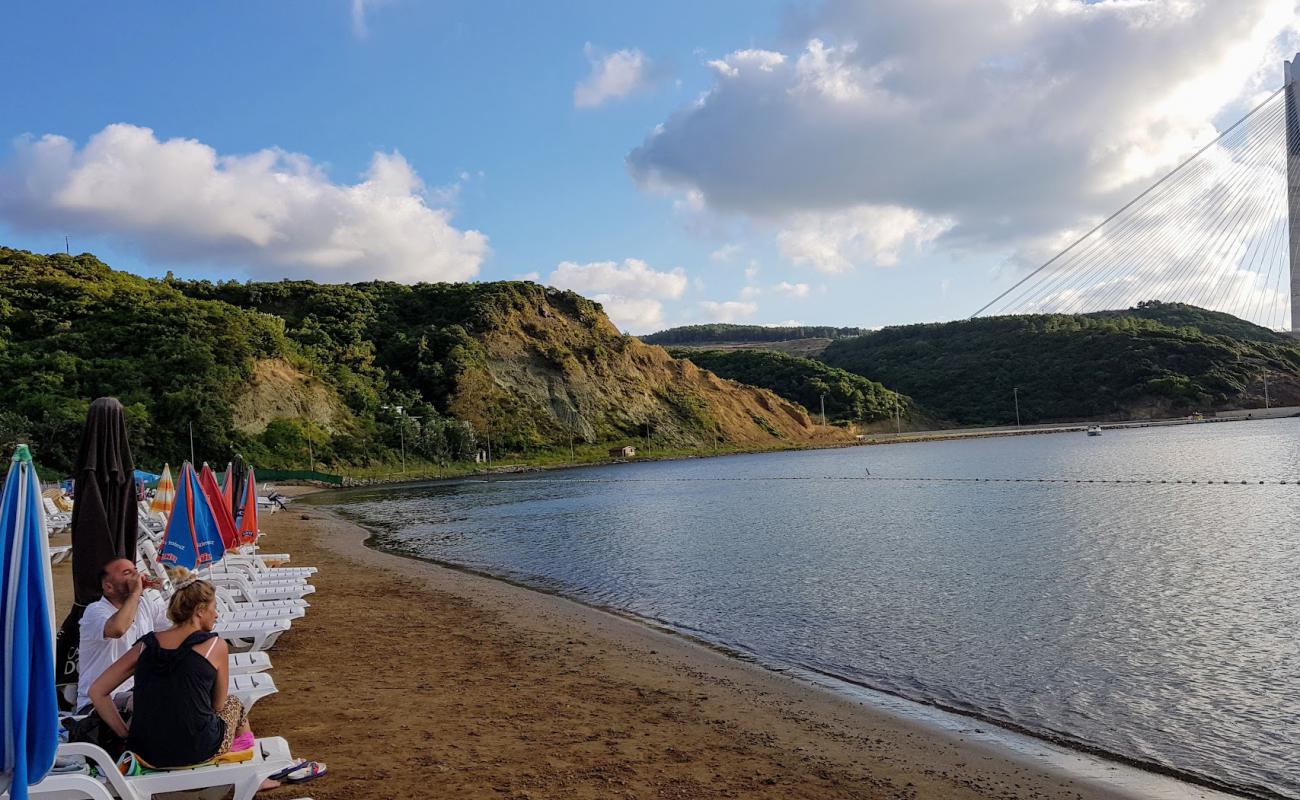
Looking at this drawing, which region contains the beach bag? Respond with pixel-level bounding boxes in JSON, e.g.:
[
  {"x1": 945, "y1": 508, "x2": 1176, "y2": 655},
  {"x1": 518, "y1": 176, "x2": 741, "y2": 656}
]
[{"x1": 63, "y1": 708, "x2": 130, "y2": 760}]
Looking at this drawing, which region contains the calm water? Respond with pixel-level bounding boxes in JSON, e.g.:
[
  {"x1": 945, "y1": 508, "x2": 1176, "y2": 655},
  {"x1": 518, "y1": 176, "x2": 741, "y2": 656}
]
[{"x1": 313, "y1": 419, "x2": 1300, "y2": 799}]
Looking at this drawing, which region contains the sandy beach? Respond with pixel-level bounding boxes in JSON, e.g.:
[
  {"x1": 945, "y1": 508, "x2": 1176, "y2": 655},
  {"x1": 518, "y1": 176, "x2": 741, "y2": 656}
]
[{"x1": 50, "y1": 494, "x2": 1233, "y2": 800}]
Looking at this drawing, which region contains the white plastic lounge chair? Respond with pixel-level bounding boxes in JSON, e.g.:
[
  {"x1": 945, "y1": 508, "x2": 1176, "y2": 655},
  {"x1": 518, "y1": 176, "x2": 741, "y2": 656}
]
[
  {"x1": 42, "y1": 496, "x2": 71, "y2": 528},
  {"x1": 48, "y1": 544, "x2": 71, "y2": 565},
  {"x1": 18, "y1": 737, "x2": 298, "y2": 800},
  {"x1": 210, "y1": 559, "x2": 317, "y2": 583},
  {"x1": 137, "y1": 539, "x2": 315, "y2": 607},
  {"x1": 229, "y1": 671, "x2": 278, "y2": 711},
  {"x1": 218, "y1": 617, "x2": 291, "y2": 653},
  {"x1": 228, "y1": 651, "x2": 272, "y2": 675},
  {"x1": 136, "y1": 540, "x2": 309, "y2": 619}
]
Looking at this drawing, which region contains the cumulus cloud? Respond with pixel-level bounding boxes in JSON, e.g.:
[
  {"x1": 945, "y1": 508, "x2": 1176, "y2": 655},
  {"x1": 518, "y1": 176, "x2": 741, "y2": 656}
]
[
  {"x1": 710, "y1": 243, "x2": 741, "y2": 262},
  {"x1": 777, "y1": 204, "x2": 951, "y2": 272},
  {"x1": 630, "y1": 0, "x2": 1299, "y2": 255},
  {"x1": 0, "y1": 123, "x2": 488, "y2": 282},
  {"x1": 699, "y1": 299, "x2": 758, "y2": 323},
  {"x1": 773, "y1": 281, "x2": 811, "y2": 298},
  {"x1": 547, "y1": 258, "x2": 687, "y2": 332},
  {"x1": 574, "y1": 43, "x2": 657, "y2": 108}
]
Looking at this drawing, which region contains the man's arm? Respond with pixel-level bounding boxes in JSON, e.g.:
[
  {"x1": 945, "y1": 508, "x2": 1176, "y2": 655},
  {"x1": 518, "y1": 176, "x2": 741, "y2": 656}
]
[{"x1": 101, "y1": 577, "x2": 143, "y2": 639}]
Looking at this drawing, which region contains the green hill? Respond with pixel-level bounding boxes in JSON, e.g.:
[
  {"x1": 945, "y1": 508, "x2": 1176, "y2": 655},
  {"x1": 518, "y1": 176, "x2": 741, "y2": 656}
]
[
  {"x1": 820, "y1": 311, "x2": 1300, "y2": 425},
  {"x1": 667, "y1": 348, "x2": 912, "y2": 425},
  {"x1": 0, "y1": 248, "x2": 846, "y2": 474}
]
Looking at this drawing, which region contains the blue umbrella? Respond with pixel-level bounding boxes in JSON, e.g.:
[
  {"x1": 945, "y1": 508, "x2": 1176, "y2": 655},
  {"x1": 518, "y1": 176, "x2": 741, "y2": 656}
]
[
  {"x1": 159, "y1": 462, "x2": 224, "y2": 570},
  {"x1": 0, "y1": 445, "x2": 59, "y2": 799}
]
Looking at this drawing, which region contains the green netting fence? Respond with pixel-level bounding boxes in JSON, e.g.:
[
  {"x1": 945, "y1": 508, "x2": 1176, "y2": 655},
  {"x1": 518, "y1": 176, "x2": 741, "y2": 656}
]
[{"x1": 255, "y1": 469, "x2": 344, "y2": 485}]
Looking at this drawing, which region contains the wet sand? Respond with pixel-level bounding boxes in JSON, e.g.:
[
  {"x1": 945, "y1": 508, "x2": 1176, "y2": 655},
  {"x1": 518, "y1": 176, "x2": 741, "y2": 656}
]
[{"x1": 50, "y1": 500, "x2": 1230, "y2": 800}]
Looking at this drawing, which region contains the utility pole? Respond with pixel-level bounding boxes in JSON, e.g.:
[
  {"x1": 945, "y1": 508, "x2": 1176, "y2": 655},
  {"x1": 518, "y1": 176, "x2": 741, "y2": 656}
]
[
  {"x1": 1264, "y1": 373, "x2": 1271, "y2": 409},
  {"x1": 398, "y1": 418, "x2": 406, "y2": 474},
  {"x1": 820, "y1": 393, "x2": 827, "y2": 425},
  {"x1": 64, "y1": 235, "x2": 70, "y2": 255},
  {"x1": 1013, "y1": 387, "x2": 1021, "y2": 427},
  {"x1": 189, "y1": 422, "x2": 195, "y2": 464},
  {"x1": 569, "y1": 408, "x2": 576, "y2": 462},
  {"x1": 894, "y1": 394, "x2": 902, "y2": 435},
  {"x1": 306, "y1": 435, "x2": 314, "y2": 471}
]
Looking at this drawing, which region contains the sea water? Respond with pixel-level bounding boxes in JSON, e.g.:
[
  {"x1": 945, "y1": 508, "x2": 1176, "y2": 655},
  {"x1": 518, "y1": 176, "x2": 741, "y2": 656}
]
[{"x1": 314, "y1": 418, "x2": 1300, "y2": 799}]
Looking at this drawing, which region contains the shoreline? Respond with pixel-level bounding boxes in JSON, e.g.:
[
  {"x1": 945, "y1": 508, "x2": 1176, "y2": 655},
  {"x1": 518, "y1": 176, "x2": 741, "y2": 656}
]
[
  {"x1": 256, "y1": 492, "x2": 1242, "y2": 799},
  {"x1": 341, "y1": 412, "x2": 1298, "y2": 490}
]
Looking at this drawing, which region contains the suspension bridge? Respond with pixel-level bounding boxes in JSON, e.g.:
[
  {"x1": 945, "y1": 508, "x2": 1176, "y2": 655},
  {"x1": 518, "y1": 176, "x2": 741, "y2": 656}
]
[{"x1": 974, "y1": 55, "x2": 1300, "y2": 336}]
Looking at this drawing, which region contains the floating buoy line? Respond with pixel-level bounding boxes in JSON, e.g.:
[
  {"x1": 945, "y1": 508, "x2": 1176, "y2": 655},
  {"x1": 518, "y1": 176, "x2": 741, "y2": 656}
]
[{"x1": 490, "y1": 475, "x2": 1297, "y2": 486}]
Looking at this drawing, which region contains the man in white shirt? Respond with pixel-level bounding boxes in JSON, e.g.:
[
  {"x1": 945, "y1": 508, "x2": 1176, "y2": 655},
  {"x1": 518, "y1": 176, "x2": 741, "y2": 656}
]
[{"x1": 75, "y1": 558, "x2": 170, "y2": 712}]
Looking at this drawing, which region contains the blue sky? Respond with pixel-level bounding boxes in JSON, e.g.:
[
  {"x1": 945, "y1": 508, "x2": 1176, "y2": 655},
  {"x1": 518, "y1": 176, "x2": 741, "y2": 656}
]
[{"x1": 1, "y1": 1, "x2": 1296, "y2": 332}]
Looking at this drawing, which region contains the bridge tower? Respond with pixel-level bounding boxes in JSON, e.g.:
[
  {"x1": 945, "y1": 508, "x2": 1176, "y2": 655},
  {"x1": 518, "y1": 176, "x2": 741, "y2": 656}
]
[{"x1": 1287, "y1": 55, "x2": 1300, "y2": 335}]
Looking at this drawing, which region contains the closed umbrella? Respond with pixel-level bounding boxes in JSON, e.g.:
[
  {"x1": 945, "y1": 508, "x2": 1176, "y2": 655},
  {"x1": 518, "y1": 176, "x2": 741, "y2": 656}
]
[
  {"x1": 228, "y1": 455, "x2": 248, "y2": 522},
  {"x1": 236, "y1": 467, "x2": 259, "y2": 547},
  {"x1": 159, "y1": 463, "x2": 225, "y2": 570},
  {"x1": 54, "y1": 398, "x2": 136, "y2": 706},
  {"x1": 220, "y1": 462, "x2": 234, "y2": 514},
  {"x1": 149, "y1": 463, "x2": 175, "y2": 517},
  {"x1": 198, "y1": 463, "x2": 239, "y2": 553},
  {"x1": 1, "y1": 445, "x2": 59, "y2": 799}
]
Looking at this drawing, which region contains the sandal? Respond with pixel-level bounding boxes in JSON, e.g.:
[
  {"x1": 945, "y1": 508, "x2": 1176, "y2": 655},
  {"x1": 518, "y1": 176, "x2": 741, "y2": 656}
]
[
  {"x1": 285, "y1": 761, "x2": 328, "y2": 784},
  {"x1": 267, "y1": 760, "x2": 308, "y2": 782}
]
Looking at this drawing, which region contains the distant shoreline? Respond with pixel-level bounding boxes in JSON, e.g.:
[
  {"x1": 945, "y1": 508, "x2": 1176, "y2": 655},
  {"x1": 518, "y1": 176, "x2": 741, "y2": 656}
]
[{"x1": 331, "y1": 408, "x2": 1299, "y2": 489}]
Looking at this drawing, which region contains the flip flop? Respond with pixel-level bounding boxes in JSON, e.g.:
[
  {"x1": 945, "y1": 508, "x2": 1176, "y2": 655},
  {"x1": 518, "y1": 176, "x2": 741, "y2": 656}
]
[
  {"x1": 267, "y1": 760, "x2": 308, "y2": 782},
  {"x1": 285, "y1": 761, "x2": 328, "y2": 784}
]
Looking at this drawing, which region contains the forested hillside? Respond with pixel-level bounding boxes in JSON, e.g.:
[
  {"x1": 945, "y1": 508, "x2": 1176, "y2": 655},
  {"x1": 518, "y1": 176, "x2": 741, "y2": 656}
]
[
  {"x1": 820, "y1": 310, "x2": 1300, "y2": 425},
  {"x1": 668, "y1": 348, "x2": 912, "y2": 424},
  {"x1": 0, "y1": 248, "x2": 844, "y2": 474}
]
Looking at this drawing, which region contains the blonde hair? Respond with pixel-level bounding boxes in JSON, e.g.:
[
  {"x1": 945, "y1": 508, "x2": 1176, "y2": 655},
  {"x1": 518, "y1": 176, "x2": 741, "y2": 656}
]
[{"x1": 165, "y1": 567, "x2": 216, "y2": 624}]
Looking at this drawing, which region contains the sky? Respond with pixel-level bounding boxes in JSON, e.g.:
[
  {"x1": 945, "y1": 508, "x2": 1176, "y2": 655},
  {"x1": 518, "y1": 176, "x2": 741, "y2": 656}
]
[{"x1": 1, "y1": 1, "x2": 1298, "y2": 334}]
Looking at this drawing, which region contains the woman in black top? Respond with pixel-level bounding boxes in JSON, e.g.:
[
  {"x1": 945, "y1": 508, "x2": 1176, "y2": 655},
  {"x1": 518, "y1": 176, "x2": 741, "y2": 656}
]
[{"x1": 89, "y1": 574, "x2": 272, "y2": 783}]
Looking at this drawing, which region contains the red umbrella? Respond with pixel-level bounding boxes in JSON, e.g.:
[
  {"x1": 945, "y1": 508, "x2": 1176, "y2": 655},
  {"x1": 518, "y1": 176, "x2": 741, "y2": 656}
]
[{"x1": 198, "y1": 463, "x2": 240, "y2": 551}]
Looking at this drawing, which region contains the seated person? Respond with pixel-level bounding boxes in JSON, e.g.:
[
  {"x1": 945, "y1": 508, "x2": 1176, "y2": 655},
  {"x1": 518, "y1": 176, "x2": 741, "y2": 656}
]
[
  {"x1": 76, "y1": 558, "x2": 170, "y2": 713},
  {"x1": 89, "y1": 572, "x2": 273, "y2": 783}
]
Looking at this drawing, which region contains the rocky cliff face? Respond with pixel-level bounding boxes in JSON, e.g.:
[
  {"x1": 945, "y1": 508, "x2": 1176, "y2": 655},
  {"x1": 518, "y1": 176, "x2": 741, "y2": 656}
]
[
  {"x1": 233, "y1": 358, "x2": 348, "y2": 435},
  {"x1": 446, "y1": 285, "x2": 847, "y2": 448}
]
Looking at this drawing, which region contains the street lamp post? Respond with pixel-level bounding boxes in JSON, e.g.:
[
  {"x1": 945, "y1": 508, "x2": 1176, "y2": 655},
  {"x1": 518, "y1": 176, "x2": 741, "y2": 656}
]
[
  {"x1": 1013, "y1": 387, "x2": 1021, "y2": 427},
  {"x1": 381, "y1": 404, "x2": 410, "y2": 474},
  {"x1": 820, "y1": 393, "x2": 827, "y2": 425}
]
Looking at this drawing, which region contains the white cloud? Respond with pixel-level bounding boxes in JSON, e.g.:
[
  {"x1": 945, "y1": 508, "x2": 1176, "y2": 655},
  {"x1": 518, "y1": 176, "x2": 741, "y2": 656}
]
[
  {"x1": 708, "y1": 49, "x2": 786, "y2": 78},
  {"x1": 548, "y1": 258, "x2": 686, "y2": 299},
  {"x1": 574, "y1": 44, "x2": 655, "y2": 108},
  {"x1": 0, "y1": 123, "x2": 488, "y2": 282},
  {"x1": 350, "y1": 0, "x2": 390, "y2": 39},
  {"x1": 710, "y1": 243, "x2": 741, "y2": 262},
  {"x1": 699, "y1": 299, "x2": 758, "y2": 323},
  {"x1": 546, "y1": 258, "x2": 687, "y2": 333},
  {"x1": 773, "y1": 281, "x2": 811, "y2": 298},
  {"x1": 777, "y1": 204, "x2": 951, "y2": 273},
  {"x1": 630, "y1": 0, "x2": 1300, "y2": 255},
  {"x1": 516, "y1": 271, "x2": 541, "y2": 282},
  {"x1": 744, "y1": 260, "x2": 760, "y2": 280},
  {"x1": 740, "y1": 285, "x2": 762, "y2": 300},
  {"x1": 592, "y1": 296, "x2": 667, "y2": 332}
]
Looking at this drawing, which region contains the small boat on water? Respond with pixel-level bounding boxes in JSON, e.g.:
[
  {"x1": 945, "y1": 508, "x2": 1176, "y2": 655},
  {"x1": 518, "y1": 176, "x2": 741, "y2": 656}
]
[{"x1": 1086, "y1": 425, "x2": 1103, "y2": 436}]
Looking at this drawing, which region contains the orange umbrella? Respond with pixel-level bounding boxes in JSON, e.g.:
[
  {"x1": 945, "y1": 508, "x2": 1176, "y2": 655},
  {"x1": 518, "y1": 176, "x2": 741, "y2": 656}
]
[
  {"x1": 148, "y1": 463, "x2": 175, "y2": 516},
  {"x1": 236, "y1": 467, "x2": 259, "y2": 546}
]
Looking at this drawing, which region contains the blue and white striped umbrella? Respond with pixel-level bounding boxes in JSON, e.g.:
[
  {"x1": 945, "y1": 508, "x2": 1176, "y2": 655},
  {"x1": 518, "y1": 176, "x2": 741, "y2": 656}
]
[{"x1": 0, "y1": 445, "x2": 58, "y2": 800}]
